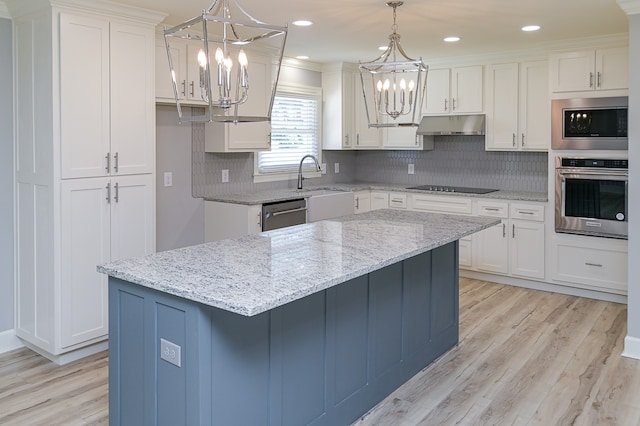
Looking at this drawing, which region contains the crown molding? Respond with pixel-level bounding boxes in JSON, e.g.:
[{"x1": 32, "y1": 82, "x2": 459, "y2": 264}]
[{"x1": 617, "y1": 0, "x2": 640, "y2": 15}]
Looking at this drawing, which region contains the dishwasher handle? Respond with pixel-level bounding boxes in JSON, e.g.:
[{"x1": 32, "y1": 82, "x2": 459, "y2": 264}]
[{"x1": 271, "y1": 206, "x2": 308, "y2": 217}]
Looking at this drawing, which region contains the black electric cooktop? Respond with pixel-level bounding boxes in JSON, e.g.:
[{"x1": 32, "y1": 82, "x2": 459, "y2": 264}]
[{"x1": 407, "y1": 185, "x2": 498, "y2": 194}]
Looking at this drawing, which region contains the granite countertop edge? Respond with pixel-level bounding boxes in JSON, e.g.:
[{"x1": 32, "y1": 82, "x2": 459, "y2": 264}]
[{"x1": 203, "y1": 183, "x2": 548, "y2": 205}]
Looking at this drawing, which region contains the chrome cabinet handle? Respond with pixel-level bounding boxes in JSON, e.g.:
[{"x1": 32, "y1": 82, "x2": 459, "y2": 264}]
[
  {"x1": 344, "y1": 134, "x2": 349, "y2": 147},
  {"x1": 189, "y1": 81, "x2": 195, "y2": 97},
  {"x1": 519, "y1": 211, "x2": 535, "y2": 215},
  {"x1": 271, "y1": 207, "x2": 307, "y2": 216},
  {"x1": 105, "y1": 153, "x2": 110, "y2": 173},
  {"x1": 257, "y1": 212, "x2": 262, "y2": 229},
  {"x1": 585, "y1": 262, "x2": 603, "y2": 267},
  {"x1": 181, "y1": 80, "x2": 186, "y2": 97},
  {"x1": 521, "y1": 133, "x2": 525, "y2": 146},
  {"x1": 484, "y1": 207, "x2": 500, "y2": 212},
  {"x1": 113, "y1": 152, "x2": 119, "y2": 173},
  {"x1": 105, "y1": 182, "x2": 111, "y2": 203},
  {"x1": 355, "y1": 197, "x2": 359, "y2": 209},
  {"x1": 114, "y1": 182, "x2": 119, "y2": 203},
  {"x1": 502, "y1": 223, "x2": 506, "y2": 238},
  {"x1": 512, "y1": 223, "x2": 515, "y2": 238},
  {"x1": 589, "y1": 72, "x2": 594, "y2": 88},
  {"x1": 444, "y1": 99, "x2": 448, "y2": 111},
  {"x1": 512, "y1": 133, "x2": 516, "y2": 147},
  {"x1": 597, "y1": 72, "x2": 602, "y2": 88},
  {"x1": 357, "y1": 134, "x2": 360, "y2": 145},
  {"x1": 415, "y1": 134, "x2": 419, "y2": 145},
  {"x1": 452, "y1": 98, "x2": 456, "y2": 111},
  {"x1": 267, "y1": 133, "x2": 271, "y2": 147}
]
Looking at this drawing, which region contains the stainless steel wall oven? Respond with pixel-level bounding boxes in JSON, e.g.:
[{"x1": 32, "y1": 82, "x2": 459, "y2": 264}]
[{"x1": 555, "y1": 157, "x2": 628, "y2": 239}]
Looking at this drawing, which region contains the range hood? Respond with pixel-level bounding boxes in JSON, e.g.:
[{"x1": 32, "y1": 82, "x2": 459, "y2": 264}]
[{"x1": 416, "y1": 114, "x2": 485, "y2": 136}]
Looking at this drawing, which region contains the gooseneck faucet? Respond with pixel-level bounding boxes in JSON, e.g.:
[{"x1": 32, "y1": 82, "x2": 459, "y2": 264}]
[{"x1": 297, "y1": 154, "x2": 321, "y2": 189}]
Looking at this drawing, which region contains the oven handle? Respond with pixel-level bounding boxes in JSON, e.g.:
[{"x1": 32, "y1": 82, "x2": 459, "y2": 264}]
[
  {"x1": 556, "y1": 170, "x2": 628, "y2": 180},
  {"x1": 271, "y1": 207, "x2": 308, "y2": 217}
]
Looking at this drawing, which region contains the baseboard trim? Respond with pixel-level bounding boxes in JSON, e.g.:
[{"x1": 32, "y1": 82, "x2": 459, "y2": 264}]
[
  {"x1": 0, "y1": 329, "x2": 24, "y2": 354},
  {"x1": 623, "y1": 336, "x2": 640, "y2": 359},
  {"x1": 22, "y1": 340, "x2": 109, "y2": 365}
]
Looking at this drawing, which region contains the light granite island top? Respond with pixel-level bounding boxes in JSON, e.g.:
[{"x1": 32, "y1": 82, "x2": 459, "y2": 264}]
[{"x1": 98, "y1": 209, "x2": 499, "y2": 317}]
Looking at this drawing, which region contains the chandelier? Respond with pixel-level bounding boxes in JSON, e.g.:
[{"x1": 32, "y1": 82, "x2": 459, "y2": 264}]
[
  {"x1": 163, "y1": 0, "x2": 288, "y2": 123},
  {"x1": 359, "y1": 1, "x2": 428, "y2": 128}
]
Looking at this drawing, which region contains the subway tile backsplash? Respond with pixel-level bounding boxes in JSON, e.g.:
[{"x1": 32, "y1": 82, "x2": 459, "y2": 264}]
[{"x1": 193, "y1": 126, "x2": 547, "y2": 198}]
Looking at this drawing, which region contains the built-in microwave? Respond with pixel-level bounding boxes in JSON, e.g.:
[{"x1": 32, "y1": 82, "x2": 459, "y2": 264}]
[{"x1": 551, "y1": 97, "x2": 628, "y2": 150}]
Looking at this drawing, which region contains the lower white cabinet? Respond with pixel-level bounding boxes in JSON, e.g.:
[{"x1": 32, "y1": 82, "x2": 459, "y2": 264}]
[
  {"x1": 60, "y1": 175, "x2": 155, "y2": 348},
  {"x1": 205, "y1": 201, "x2": 262, "y2": 241},
  {"x1": 388, "y1": 192, "x2": 407, "y2": 209},
  {"x1": 354, "y1": 191, "x2": 371, "y2": 214},
  {"x1": 370, "y1": 191, "x2": 389, "y2": 210},
  {"x1": 475, "y1": 201, "x2": 545, "y2": 280}
]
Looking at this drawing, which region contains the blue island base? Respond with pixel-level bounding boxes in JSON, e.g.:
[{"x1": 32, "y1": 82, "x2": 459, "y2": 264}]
[{"x1": 108, "y1": 242, "x2": 459, "y2": 425}]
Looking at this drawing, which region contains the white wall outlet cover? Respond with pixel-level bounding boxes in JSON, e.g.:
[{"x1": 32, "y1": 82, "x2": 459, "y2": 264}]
[
  {"x1": 163, "y1": 172, "x2": 173, "y2": 187},
  {"x1": 160, "y1": 338, "x2": 182, "y2": 367},
  {"x1": 408, "y1": 164, "x2": 415, "y2": 175},
  {"x1": 221, "y1": 169, "x2": 229, "y2": 183},
  {"x1": 321, "y1": 163, "x2": 327, "y2": 174},
  {"x1": 334, "y1": 163, "x2": 340, "y2": 174}
]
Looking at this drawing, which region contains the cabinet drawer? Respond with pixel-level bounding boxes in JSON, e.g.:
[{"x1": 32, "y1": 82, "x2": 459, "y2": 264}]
[
  {"x1": 410, "y1": 194, "x2": 472, "y2": 215},
  {"x1": 511, "y1": 203, "x2": 544, "y2": 222},
  {"x1": 476, "y1": 200, "x2": 508, "y2": 218},
  {"x1": 553, "y1": 243, "x2": 627, "y2": 293},
  {"x1": 389, "y1": 192, "x2": 407, "y2": 209}
]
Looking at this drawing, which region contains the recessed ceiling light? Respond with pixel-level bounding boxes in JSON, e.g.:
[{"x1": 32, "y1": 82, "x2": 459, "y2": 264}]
[
  {"x1": 292, "y1": 20, "x2": 313, "y2": 27},
  {"x1": 522, "y1": 25, "x2": 541, "y2": 32},
  {"x1": 296, "y1": 55, "x2": 309, "y2": 60},
  {"x1": 444, "y1": 36, "x2": 460, "y2": 42}
]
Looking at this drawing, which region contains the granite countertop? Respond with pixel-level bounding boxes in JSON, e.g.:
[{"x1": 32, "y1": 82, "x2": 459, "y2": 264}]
[
  {"x1": 98, "y1": 209, "x2": 499, "y2": 317},
  {"x1": 204, "y1": 182, "x2": 548, "y2": 205}
]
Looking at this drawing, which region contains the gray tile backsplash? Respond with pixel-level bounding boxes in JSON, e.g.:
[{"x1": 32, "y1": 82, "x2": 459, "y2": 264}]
[{"x1": 193, "y1": 128, "x2": 547, "y2": 198}]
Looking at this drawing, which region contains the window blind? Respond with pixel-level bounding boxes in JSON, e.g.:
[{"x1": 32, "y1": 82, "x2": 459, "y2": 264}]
[{"x1": 257, "y1": 90, "x2": 321, "y2": 174}]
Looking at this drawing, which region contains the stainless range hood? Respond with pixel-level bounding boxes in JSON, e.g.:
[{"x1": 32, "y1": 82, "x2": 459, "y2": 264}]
[{"x1": 416, "y1": 114, "x2": 485, "y2": 136}]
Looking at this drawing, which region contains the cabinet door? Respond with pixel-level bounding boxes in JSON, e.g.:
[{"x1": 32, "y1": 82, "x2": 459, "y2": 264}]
[
  {"x1": 509, "y1": 220, "x2": 545, "y2": 279},
  {"x1": 423, "y1": 68, "x2": 450, "y2": 114},
  {"x1": 110, "y1": 22, "x2": 155, "y2": 175},
  {"x1": 382, "y1": 126, "x2": 419, "y2": 149},
  {"x1": 519, "y1": 61, "x2": 549, "y2": 151},
  {"x1": 596, "y1": 47, "x2": 628, "y2": 91},
  {"x1": 110, "y1": 174, "x2": 155, "y2": 262},
  {"x1": 354, "y1": 191, "x2": 371, "y2": 214},
  {"x1": 370, "y1": 192, "x2": 389, "y2": 210},
  {"x1": 354, "y1": 73, "x2": 381, "y2": 148},
  {"x1": 156, "y1": 36, "x2": 187, "y2": 102},
  {"x1": 60, "y1": 178, "x2": 111, "y2": 348},
  {"x1": 59, "y1": 13, "x2": 110, "y2": 179},
  {"x1": 549, "y1": 50, "x2": 595, "y2": 92},
  {"x1": 475, "y1": 220, "x2": 509, "y2": 274},
  {"x1": 452, "y1": 66, "x2": 483, "y2": 113},
  {"x1": 485, "y1": 63, "x2": 519, "y2": 150}
]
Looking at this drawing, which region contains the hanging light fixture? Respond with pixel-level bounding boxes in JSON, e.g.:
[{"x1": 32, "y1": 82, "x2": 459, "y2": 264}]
[
  {"x1": 164, "y1": 0, "x2": 288, "y2": 123},
  {"x1": 359, "y1": 1, "x2": 428, "y2": 128}
]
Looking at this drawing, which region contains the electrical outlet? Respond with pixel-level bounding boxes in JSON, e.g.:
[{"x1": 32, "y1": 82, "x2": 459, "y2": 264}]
[
  {"x1": 221, "y1": 169, "x2": 229, "y2": 183},
  {"x1": 334, "y1": 163, "x2": 340, "y2": 174},
  {"x1": 321, "y1": 163, "x2": 327, "y2": 174},
  {"x1": 408, "y1": 164, "x2": 415, "y2": 175},
  {"x1": 163, "y1": 172, "x2": 173, "y2": 187},
  {"x1": 160, "y1": 338, "x2": 181, "y2": 367}
]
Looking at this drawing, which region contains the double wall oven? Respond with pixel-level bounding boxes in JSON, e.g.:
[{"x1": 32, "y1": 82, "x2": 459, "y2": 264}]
[{"x1": 555, "y1": 157, "x2": 628, "y2": 239}]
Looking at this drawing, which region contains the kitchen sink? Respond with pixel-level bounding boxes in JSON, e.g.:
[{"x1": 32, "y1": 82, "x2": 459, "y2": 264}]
[{"x1": 307, "y1": 191, "x2": 355, "y2": 222}]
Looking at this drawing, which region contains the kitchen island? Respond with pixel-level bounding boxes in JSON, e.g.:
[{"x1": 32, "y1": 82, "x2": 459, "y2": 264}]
[{"x1": 99, "y1": 209, "x2": 498, "y2": 425}]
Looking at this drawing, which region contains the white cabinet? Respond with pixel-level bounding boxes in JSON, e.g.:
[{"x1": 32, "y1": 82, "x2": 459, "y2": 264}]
[
  {"x1": 61, "y1": 15, "x2": 155, "y2": 178},
  {"x1": 549, "y1": 47, "x2": 628, "y2": 93},
  {"x1": 60, "y1": 175, "x2": 154, "y2": 348},
  {"x1": 11, "y1": 2, "x2": 161, "y2": 360},
  {"x1": 410, "y1": 193, "x2": 473, "y2": 215},
  {"x1": 424, "y1": 66, "x2": 483, "y2": 114},
  {"x1": 475, "y1": 201, "x2": 545, "y2": 279},
  {"x1": 382, "y1": 126, "x2": 421, "y2": 149},
  {"x1": 204, "y1": 51, "x2": 272, "y2": 152},
  {"x1": 322, "y1": 64, "x2": 355, "y2": 150},
  {"x1": 205, "y1": 201, "x2": 262, "y2": 242},
  {"x1": 388, "y1": 192, "x2": 407, "y2": 209},
  {"x1": 353, "y1": 73, "x2": 381, "y2": 149},
  {"x1": 354, "y1": 191, "x2": 371, "y2": 213},
  {"x1": 371, "y1": 191, "x2": 390, "y2": 210},
  {"x1": 485, "y1": 61, "x2": 549, "y2": 151}
]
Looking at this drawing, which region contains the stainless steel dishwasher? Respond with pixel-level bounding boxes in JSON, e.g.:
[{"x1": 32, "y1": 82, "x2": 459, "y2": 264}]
[{"x1": 262, "y1": 199, "x2": 307, "y2": 231}]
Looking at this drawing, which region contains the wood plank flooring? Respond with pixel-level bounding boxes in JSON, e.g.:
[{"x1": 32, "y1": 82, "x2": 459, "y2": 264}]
[{"x1": 1, "y1": 278, "x2": 638, "y2": 425}]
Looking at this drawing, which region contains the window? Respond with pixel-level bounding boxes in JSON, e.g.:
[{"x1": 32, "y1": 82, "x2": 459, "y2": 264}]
[{"x1": 254, "y1": 84, "x2": 322, "y2": 182}]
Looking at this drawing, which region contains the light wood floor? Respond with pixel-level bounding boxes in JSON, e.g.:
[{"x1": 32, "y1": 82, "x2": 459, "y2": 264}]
[{"x1": 1, "y1": 278, "x2": 639, "y2": 425}]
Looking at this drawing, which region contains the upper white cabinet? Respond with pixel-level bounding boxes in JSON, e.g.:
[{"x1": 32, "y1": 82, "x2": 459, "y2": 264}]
[
  {"x1": 204, "y1": 51, "x2": 272, "y2": 152},
  {"x1": 353, "y1": 73, "x2": 381, "y2": 149},
  {"x1": 155, "y1": 36, "x2": 209, "y2": 105},
  {"x1": 485, "y1": 60, "x2": 549, "y2": 151},
  {"x1": 61, "y1": 15, "x2": 155, "y2": 178},
  {"x1": 549, "y1": 47, "x2": 628, "y2": 93},
  {"x1": 423, "y1": 66, "x2": 483, "y2": 114},
  {"x1": 322, "y1": 63, "x2": 355, "y2": 150}
]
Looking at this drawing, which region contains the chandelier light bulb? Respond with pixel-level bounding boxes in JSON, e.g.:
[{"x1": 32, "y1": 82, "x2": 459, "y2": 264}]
[
  {"x1": 238, "y1": 50, "x2": 248, "y2": 67},
  {"x1": 383, "y1": 79, "x2": 390, "y2": 91},
  {"x1": 408, "y1": 80, "x2": 415, "y2": 91},
  {"x1": 198, "y1": 49, "x2": 207, "y2": 68},
  {"x1": 400, "y1": 79, "x2": 406, "y2": 90},
  {"x1": 377, "y1": 80, "x2": 383, "y2": 91},
  {"x1": 215, "y1": 48, "x2": 224, "y2": 64}
]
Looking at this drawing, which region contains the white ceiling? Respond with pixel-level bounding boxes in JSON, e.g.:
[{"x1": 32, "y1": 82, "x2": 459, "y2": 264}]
[{"x1": 121, "y1": 0, "x2": 629, "y2": 63}]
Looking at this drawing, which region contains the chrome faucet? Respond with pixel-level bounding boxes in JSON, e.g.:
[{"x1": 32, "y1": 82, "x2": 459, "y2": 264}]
[{"x1": 297, "y1": 155, "x2": 321, "y2": 189}]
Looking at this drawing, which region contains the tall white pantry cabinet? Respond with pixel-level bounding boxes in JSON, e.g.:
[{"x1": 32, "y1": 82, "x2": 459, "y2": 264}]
[{"x1": 8, "y1": 0, "x2": 164, "y2": 362}]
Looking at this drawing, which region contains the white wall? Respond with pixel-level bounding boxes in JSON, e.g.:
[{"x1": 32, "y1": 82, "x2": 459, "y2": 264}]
[
  {"x1": 0, "y1": 17, "x2": 14, "y2": 335},
  {"x1": 624, "y1": 11, "x2": 640, "y2": 359}
]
